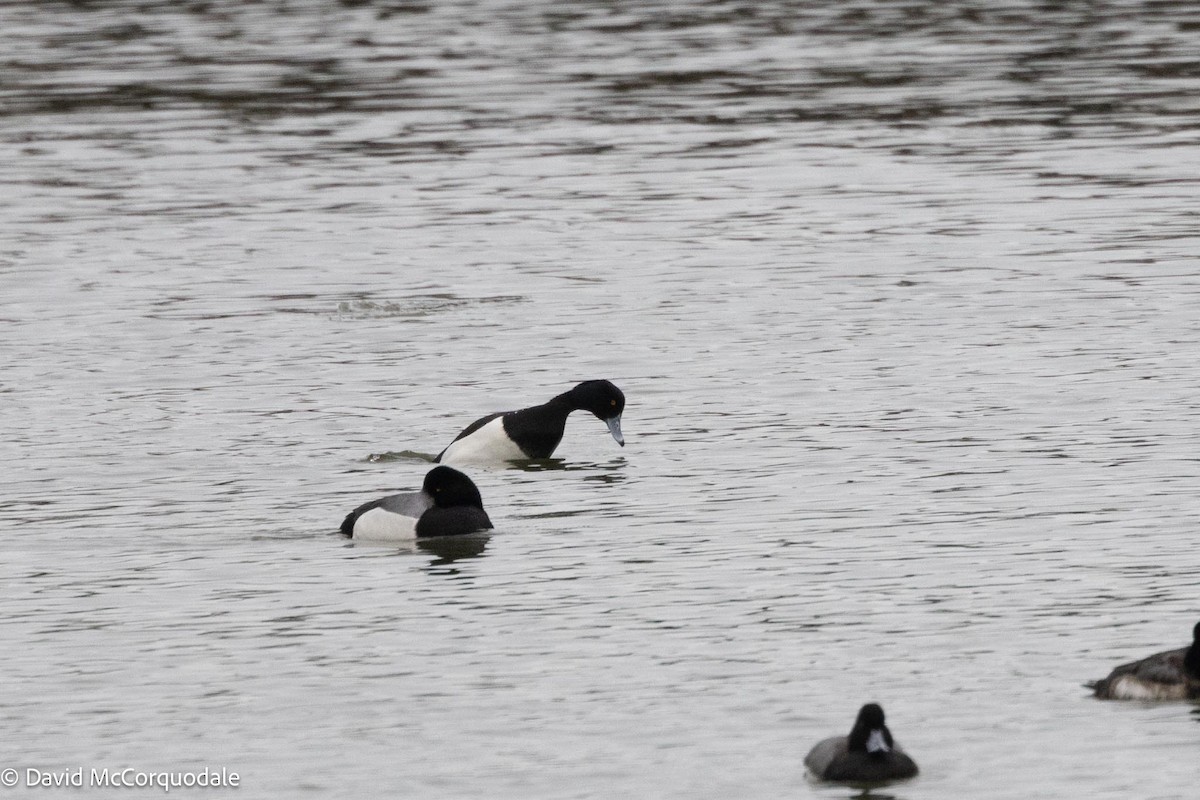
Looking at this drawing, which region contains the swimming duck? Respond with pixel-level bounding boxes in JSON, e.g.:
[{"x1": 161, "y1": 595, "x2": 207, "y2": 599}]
[
  {"x1": 804, "y1": 703, "x2": 919, "y2": 783},
  {"x1": 341, "y1": 466, "x2": 492, "y2": 541},
  {"x1": 435, "y1": 379, "x2": 625, "y2": 465},
  {"x1": 1089, "y1": 620, "x2": 1200, "y2": 700}
]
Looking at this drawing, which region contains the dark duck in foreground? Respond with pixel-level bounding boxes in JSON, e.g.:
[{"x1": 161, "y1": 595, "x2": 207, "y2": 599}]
[
  {"x1": 804, "y1": 703, "x2": 919, "y2": 784},
  {"x1": 436, "y1": 379, "x2": 625, "y2": 465},
  {"x1": 1089, "y1": 620, "x2": 1200, "y2": 700},
  {"x1": 341, "y1": 466, "x2": 492, "y2": 542}
]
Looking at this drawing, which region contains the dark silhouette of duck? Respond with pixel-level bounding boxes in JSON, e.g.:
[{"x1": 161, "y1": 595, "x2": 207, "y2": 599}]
[
  {"x1": 804, "y1": 703, "x2": 918, "y2": 783},
  {"x1": 1089, "y1": 620, "x2": 1200, "y2": 700}
]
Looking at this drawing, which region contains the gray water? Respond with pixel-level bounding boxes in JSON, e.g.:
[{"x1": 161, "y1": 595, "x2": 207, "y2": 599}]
[{"x1": 3, "y1": 1, "x2": 1200, "y2": 797}]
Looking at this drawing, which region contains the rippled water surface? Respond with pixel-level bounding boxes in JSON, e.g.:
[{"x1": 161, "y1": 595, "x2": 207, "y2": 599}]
[{"x1": 4, "y1": 1, "x2": 1200, "y2": 797}]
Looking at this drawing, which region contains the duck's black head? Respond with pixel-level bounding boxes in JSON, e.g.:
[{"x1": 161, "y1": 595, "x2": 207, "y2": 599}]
[
  {"x1": 423, "y1": 465, "x2": 486, "y2": 510},
  {"x1": 569, "y1": 380, "x2": 625, "y2": 417},
  {"x1": 847, "y1": 703, "x2": 894, "y2": 756},
  {"x1": 568, "y1": 380, "x2": 625, "y2": 445}
]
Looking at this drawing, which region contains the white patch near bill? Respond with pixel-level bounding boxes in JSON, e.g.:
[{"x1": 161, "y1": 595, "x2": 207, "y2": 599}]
[{"x1": 866, "y1": 729, "x2": 891, "y2": 754}]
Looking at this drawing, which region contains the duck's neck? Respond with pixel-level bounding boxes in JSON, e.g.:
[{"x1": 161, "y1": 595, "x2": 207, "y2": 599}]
[
  {"x1": 503, "y1": 397, "x2": 573, "y2": 458},
  {"x1": 548, "y1": 388, "x2": 586, "y2": 411},
  {"x1": 1186, "y1": 638, "x2": 1200, "y2": 678}
]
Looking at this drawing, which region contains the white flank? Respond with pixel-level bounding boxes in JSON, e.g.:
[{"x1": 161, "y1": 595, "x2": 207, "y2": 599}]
[
  {"x1": 1110, "y1": 675, "x2": 1186, "y2": 701},
  {"x1": 352, "y1": 507, "x2": 419, "y2": 541},
  {"x1": 440, "y1": 416, "x2": 527, "y2": 465}
]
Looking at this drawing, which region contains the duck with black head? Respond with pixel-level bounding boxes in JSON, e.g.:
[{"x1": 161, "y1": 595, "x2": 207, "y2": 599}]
[
  {"x1": 341, "y1": 466, "x2": 492, "y2": 542},
  {"x1": 804, "y1": 703, "x2": 919, "y2": 784},
  {"x1": 435, "y1": 379, "x2": 626, "y2": 466},
  {"x1": 1089, "y1": 620, "x2": 1200, "y2": 700}
]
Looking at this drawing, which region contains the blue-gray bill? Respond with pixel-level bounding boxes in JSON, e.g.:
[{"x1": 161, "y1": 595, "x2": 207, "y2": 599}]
[{"x1": 606, "y1": 415, "x2": 625, "y2": 446}]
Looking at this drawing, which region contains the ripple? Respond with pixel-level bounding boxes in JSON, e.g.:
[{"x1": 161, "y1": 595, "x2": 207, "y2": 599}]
[{"x1": 336, "y1": 294, "x2": 526, "y2": 320}]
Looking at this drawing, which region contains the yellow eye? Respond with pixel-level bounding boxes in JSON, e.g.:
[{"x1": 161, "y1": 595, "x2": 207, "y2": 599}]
[{"x1": 610, "y1": 399, "x2": 616, "y2": 406}]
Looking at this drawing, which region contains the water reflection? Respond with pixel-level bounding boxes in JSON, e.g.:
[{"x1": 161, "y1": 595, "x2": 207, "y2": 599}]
[
  {"x1": 508, "y1": 456, "x2": 628, "y2": 474},
  {"x1": 416, "y1": 532, "x2": 490, "y2": 563},
  {"x1": 847, "y1": 791, "x2": 903, "y2": 800},
  {"x1": 848, "y1": 791, "x2": 904, "y2": 800},
  {"x1": 802, "y1": 779, "x2": 907, "y2": 800},
  {"x1": 343, "y1": 532, "x2": 490, "y2": 563},
  {"x1": 362, "y1": 454, "x2": 630, "y2": 478}
]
